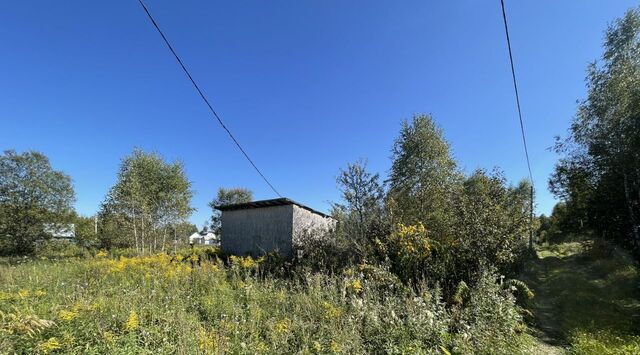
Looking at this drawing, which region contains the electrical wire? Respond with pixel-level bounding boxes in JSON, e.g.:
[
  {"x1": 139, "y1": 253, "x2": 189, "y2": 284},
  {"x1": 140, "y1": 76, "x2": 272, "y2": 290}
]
[{"x1": 137, "y1": 0, "x2": 282, "y2": 197}]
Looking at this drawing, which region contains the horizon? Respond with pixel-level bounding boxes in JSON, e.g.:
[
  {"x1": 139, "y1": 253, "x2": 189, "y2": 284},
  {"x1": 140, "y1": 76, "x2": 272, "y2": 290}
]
[{"x1": 1, "y1": 1, "x2": 636, "y2": 226}]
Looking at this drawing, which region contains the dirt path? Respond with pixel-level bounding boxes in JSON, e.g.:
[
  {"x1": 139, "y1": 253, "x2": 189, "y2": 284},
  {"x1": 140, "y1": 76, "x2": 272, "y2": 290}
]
[{"x1": 519, "y1": 240, "x2": 640, "y2": 353}]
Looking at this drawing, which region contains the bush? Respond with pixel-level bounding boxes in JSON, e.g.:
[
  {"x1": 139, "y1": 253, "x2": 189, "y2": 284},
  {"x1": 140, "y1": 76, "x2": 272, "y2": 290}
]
[
  {"x1": 34, "y1": 240, "x2": 90, "y2": 259},
  {"x1": 451, "y1": 268, "x2": 530, "y2": 354}
]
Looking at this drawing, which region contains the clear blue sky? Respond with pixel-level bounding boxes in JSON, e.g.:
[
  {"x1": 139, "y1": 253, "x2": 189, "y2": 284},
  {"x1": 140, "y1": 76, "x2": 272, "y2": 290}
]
[{"x1": 1, "y1": 1, "x2": 636, "y2": 227}]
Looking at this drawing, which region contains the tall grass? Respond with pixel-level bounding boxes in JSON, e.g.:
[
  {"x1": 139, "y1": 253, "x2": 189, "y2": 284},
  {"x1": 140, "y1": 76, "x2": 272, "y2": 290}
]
[{"x1": 0, "y1": 250, "x2": 533, "y2": 354}]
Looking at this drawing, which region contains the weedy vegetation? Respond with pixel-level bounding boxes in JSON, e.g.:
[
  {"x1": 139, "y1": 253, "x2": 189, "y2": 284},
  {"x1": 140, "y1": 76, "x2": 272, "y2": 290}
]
[{"x1": 0, "y1": 248, "x2": 538, "y2": 354}]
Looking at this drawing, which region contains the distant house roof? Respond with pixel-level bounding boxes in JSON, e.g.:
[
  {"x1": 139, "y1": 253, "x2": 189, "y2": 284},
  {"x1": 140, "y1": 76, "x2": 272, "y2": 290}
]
[
  {"x1": 44, "y1": 223, "x2": 75, "y2": 239},
  {"x1": 215, "y1": 198, "x2": 331, "y2": 218}
]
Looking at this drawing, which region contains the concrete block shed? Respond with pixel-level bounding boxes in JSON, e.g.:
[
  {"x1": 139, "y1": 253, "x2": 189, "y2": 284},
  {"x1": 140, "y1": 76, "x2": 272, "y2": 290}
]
[{"x1": 215, "y1": 198, "x2": 335, "y2": 257}]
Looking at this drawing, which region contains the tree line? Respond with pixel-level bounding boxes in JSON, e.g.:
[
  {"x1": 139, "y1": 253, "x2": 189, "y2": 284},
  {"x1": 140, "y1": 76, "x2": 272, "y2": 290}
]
[{"x1": 542, "y1": 8, "x2": 640, "y2": 260}]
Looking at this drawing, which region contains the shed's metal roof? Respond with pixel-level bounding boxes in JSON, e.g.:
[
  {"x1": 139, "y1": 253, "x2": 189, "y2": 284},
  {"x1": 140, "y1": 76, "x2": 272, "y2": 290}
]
[{"x1": 215, "y1": 198, "x2": 331, "y2": 218}]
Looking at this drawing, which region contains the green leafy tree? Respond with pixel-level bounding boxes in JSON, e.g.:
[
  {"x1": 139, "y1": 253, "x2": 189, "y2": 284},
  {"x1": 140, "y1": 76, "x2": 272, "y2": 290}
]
[
  {"x1": 0, "y1": 150, "x2": 75, "y2": 255},
  {"x1": 208, "y1": 187, "x2": 253, "y2": 235},
  {"x1": 333, "y1": 159, "x2": 386, "y2": 260},
  {"x1": 74, "y1": 214, "x2": 98, "y2": 248},
  {"x1": 452, "y1": 170, "x2": 532, "y2": 277},
  {"x1": 551, "y1": 8, "x2": 640, "y2": 254},
  {"x1": 387, "y1": 114, "x2": 462, "y2": 238},
  {"x1": 99, "y1": 149, "x2": 193, "y2": 253}
]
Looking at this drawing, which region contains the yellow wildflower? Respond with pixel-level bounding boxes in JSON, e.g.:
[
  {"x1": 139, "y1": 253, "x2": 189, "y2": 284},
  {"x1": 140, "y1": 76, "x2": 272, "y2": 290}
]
[
  {"x1": 37, "y1": 337, "x2": 62, "y2": 354},
  {"x1": 125, "y1": 310, "x2": 139, "y2": 331},
  {"x1": 96, "y1": 250, "x2": 108, "y2": 258},
  {"x1": 330, "y1": 340, "x2": 340, "y2": 353},
  {"x1": 34, "y1": 290, "x2": 47, "y2": 297},
  {"x1": 103, "y1": 331, "x2": 115, "y2": 343},
  {"x1": 17, "y1": 289, "x2": 29, "y2": 298},
  {"x1": 58, "y1": 310, "x2": 78, "y2": 321},
  {"x1": 321, "y1": 301, "x2": 342, "y2": 319},
  {"x1": 347, "y1": 279, "x2": 363, "y2": 294},
  {"x1": 255, "y1": 341, "x2": 268, "y2": 352},
  {"x1": 198, "y1": 327, "x2": 216, "y2": 352},
  {"x1": 312, "y1": 341, "x2": 322, "y2": 352},
  {"x1": 274, "y1": 318, "x2": 291, "y2": 334}
]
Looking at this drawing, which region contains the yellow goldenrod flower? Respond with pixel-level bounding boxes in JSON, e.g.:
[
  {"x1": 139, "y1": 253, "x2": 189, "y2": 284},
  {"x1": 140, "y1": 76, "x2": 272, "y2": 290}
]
[
  {"x1": 321, "y1": 301, "x2": 342, "y2": 319},
  {"x1": 37, "y1": 337, "x2": 62, "y2": 354},
  {"x1": 274, "y1": 318, "x2": 291, "y2": 334},
  {"x1": 348, "y1": 279, "x2": 363, "y2": 294},
  {"x1": 198, "y1": 327, "x2": 216, "y2": 352},
  {"x1": 125, "y1": 310, "x2": 139, "y2": 331},
  {"x1": 58, "y1": 310, "x2": 78, "y2": 321}
]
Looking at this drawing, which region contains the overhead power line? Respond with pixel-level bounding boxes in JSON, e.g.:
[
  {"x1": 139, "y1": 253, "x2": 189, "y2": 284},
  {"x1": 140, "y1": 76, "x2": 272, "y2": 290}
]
[
  {"x1": 499, "y1": 0, "x2": 534, "y2": 186},
  {"x1": 136, "y1": 0, "x2": 282, "y2": 197},
  {"x1": 499, "y1": 0, "x2": 535, "y2": 249}
]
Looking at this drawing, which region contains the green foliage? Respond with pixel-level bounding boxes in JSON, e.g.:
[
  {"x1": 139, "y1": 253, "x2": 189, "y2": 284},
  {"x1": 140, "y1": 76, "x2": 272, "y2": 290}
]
[
  {"x1": 0, "y1": 150, "x2": 75, "y2": 256},
  {"x1": 34, "y1": 240, "x2": 90, "y2": 260},
  {"x1": 73, "y1": 214, "x2": 97, "y2": 248},
  {"x1": 0, "y1": 255, "x2": 532, "y2": 354},
  {"x1": 380, "y1": 117, "x2": 531, "y2": 295},
  {"x1": 451, "y1": 268, "x2": 531, "y2": 354},
  {"x1": 208, "y1": 187, "x2": 253, "y2": 235},
  {"x1": 387, "y1": 115, "x2": 461, "y2": 237},
  {"x1": 98, "y1": 148, "x2": 193, "y2": 254},
  {"x1": 520, "y1": 239, "x2": 640, "y2": 353},
  {"x1": 451, "y1": 170, "x2": 532, "y2": 277},
  {"x1": 569, "y1": 330, "x2": 640, "y2": 355},
  {"x1": 384, "y1": 223, "x2": 433, "y2": 283},
  {"x1": 332, "y1": 159, "x2": 387, "y2": 262},
  {"x1": 550, "y1": 7, "x2": 640, "y2": 254}
]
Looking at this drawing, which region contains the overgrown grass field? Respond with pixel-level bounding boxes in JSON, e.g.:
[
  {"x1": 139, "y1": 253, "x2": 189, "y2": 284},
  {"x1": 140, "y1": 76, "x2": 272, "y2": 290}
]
[{"x1": 0, "y1": 248, "x2": 538, "y2": 354}]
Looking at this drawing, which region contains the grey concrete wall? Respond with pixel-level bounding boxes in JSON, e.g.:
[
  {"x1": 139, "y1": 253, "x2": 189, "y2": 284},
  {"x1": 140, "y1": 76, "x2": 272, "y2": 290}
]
[
  {"x1": 292, "y1": 205, "x2": 336, "y2": 250},
  {"x1": 220, "y1": 205, "x2": 293, "y2": 257}
]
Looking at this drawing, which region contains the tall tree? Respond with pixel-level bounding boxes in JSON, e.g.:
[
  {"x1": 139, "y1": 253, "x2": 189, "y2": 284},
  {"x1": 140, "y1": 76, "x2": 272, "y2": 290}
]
[
  {"x1": 387, "y1": 115, "x2": 462, "y2": 237},
  {"x1": 0, "y1": 150, "x2": 75, "y2": 255},
  {"x1": 333, "y1": 159, "x2": 385, "y2": 259},
  {"x1": 551, "y1": 8, "x2": 640, "y2": 254},
  {"x1": 208, "y1": 187, "x2": 253, "y2": 235},
  {"x1": 99, "y1": 149, "x2": 193, "y2": 253}
]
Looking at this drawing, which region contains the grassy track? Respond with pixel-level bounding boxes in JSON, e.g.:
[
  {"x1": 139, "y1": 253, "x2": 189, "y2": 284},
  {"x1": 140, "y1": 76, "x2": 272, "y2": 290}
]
[{"x1": 521, "y1": 239, "x2": 640, "y2": 354}]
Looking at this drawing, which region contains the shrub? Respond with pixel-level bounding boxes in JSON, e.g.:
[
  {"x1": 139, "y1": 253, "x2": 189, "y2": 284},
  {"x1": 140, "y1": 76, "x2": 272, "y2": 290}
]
[
  {"x1": 34, "y1": 240, "x2": 90, "y2": 259},
  {"x1": 451, "y1": 268, "x2": 530, "y2": 354},
  {"x1": 385, "y1": 223, "x2": 433, "y2": 283}
]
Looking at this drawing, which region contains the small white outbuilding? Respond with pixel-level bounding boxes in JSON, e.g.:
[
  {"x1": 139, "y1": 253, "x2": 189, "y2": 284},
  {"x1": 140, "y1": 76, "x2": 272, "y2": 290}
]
[{"x1": 188, "y1": 231, "x2": 218, "y2": 245}]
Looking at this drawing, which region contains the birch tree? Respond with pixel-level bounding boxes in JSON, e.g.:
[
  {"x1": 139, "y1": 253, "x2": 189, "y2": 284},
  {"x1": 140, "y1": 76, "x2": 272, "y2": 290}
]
[
  {"x1": 99, "y1": 149, "x2": 193, "y2": 253},
  {"x1": 551, "y1": 8, "x2": 640, "y2": 256}
]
